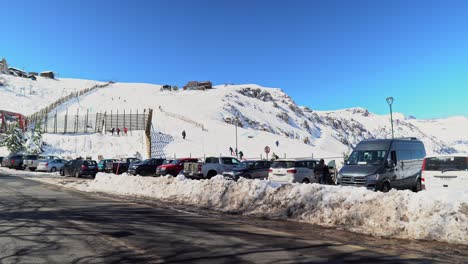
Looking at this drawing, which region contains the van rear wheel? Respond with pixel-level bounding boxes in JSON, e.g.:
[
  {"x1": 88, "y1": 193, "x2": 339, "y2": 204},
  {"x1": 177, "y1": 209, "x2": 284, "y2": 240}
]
[
  {"x1": 381, "y1": 182, "x2": 391, "y2": 193},
  {"x1": 302, "y1": 178, "x2": 310, "y2": 184},
  {"x1": 413, "y1": 179, "x2": 422, "y2": 192}
]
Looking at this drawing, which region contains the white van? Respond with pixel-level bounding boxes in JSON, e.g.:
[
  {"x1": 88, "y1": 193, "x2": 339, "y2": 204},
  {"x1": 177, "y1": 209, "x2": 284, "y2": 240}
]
[
  {"x1": 268, "y1": 158, "x2": 318, "y2": 184},
  {"x1": 421, "y1": 155, "x2": 468, "y2": 191}
]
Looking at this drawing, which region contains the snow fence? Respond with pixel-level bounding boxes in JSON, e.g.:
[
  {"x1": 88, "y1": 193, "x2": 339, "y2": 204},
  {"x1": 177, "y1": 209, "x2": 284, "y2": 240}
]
[{"x1": 79, "y1": 173, "x2": 468, "y2": 245}]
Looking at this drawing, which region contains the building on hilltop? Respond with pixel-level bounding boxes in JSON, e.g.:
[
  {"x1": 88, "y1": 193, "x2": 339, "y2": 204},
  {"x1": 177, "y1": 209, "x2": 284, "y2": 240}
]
[
  {"x1": 183, "y1": 81, "x2": 212, "y2": 90},
  {"x1": 40, "y1": 71, "x2": 55, "y2": 79},
  {"x1": 8, "y1": 67, "x2": 28, "y2": 78}
]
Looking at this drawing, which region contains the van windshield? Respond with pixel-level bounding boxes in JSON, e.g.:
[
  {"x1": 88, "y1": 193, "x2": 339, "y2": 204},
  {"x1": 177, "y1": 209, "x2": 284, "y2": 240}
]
[
  {"x1": 347, "y1": 150, "x2": 387, "y2": 166},
  {"x1": 425, "y1": 157, "x2": 468, "y2": 171}
]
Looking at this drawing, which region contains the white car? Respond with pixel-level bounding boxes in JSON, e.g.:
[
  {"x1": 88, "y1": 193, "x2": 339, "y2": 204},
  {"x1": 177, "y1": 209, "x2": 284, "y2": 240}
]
[
  {"x1": 268, "y1": 158, "x2": 319, "y2": 184},
  {"x1": 422, "y1": 155, "x2": 468, "y2": 191},
  {"x1": 36, "y1": 159, "x2": 68, "y2": 172}
]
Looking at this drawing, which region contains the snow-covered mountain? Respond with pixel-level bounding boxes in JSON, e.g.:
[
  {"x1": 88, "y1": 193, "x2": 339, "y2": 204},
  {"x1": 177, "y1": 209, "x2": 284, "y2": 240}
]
[{"x1": 1, "y1": 74, "x2": 467, "y2": 159}]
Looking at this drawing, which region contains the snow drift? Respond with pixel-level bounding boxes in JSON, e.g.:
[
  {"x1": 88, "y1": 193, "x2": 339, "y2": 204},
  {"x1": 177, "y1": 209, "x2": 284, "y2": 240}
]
[{"x1": 69, "y1": 173, "x2": 468, "y2": 245}]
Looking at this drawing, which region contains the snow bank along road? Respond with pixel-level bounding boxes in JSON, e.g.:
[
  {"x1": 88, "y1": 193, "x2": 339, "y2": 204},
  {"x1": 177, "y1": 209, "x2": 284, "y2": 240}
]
[{"x1": 1, "y1": 169, "x2": 468, "y2": 263}]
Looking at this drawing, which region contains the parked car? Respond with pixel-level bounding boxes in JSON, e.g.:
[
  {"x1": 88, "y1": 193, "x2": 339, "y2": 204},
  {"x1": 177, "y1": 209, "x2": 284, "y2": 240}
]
[
  {"x1": 184, "y1": 156, "x2": 240, "y2": 179},
  {"x1": 105, "y1": 158, "x2": 141, "y2": 174},
  {"x1": 268, "y1": 158, "x2": 319, "y2": 184},
  {"x1": 2, "y1": 156, "x2": 11, "y2": 167},
  {"x1": 36, "y1": 159, "x2": 68, "y2": 172},
  {"x1": 24, "y1": 155, "x2": 58, "y2": 171},
  {"x1": 421, "y1": 155, "x2": 468, "y2": 191},
  {"x1": 98, "y1": 159, "x2": 118, "y2": 172},
  {"x1": 60, "y1": 159, "x2": 99, "y2": 178},
  {"x1": 156, "y1": 158, "x2": 199, "y2": 177},
  {"x1": 5, "y1": 154, "x2": 25, "y2": 170},
  {"x1": 337, "y1": 138, "x2": 426, "y2": 192},
  {"x1": 223, "y1": 160, "x2": 272, "y2": 181},
  {"x1": 128, "y1": 158, "x2": 165, "y2": 176}
]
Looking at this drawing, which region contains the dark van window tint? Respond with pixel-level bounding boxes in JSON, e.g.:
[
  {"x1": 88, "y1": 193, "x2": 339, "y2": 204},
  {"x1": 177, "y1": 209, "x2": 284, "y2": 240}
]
[
  {"x1": 294, "y1": 161, "x2": 307, "y2": 167},
  {"x1": 425, "y1": 157, "x2": 468, "y2": 171},
  {"x1": 397, "y1": 150, "x2": 412, "y2": 161},
  {"x1": 272, "y1": 161, "x2": 295, "y2": 168},
  {"x1": 305, "y1": 161, "x2": 316, "y2": 168}
]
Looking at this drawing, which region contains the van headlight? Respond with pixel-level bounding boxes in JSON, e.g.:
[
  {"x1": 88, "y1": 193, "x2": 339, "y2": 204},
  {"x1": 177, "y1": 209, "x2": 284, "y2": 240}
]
[{"x1": 367, "y1": 174, "x2": 380, "y2": 181}]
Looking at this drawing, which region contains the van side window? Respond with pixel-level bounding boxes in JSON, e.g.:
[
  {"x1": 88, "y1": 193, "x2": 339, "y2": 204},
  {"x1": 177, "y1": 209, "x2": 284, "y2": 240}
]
[
  {"x1": 397, "y1": 150, "x2": 412, "y2": 161},
  {"x1": 307, "y1": 161, "x2": 316, "y2": 168}
]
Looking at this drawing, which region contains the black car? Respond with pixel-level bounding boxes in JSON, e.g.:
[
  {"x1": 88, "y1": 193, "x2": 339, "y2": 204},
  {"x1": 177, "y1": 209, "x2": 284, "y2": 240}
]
[
  {"x1": 60, "y1": 159, "x2": 99, "y2": 178},
  {"x1": 223, "y1": 160, "x2": 272, "y2": 181},
  {"x1": 5, "y1": 154, "x2": 25, "y2": 170},
  {"x1": 128, "y1": 158, "x2": 165, "y2": 176}
]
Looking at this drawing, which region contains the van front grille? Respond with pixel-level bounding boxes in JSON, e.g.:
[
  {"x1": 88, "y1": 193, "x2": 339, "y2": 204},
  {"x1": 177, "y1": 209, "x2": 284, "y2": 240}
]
[{"x1": 341, "y1": 176, "x2": 366, "y2": 187}]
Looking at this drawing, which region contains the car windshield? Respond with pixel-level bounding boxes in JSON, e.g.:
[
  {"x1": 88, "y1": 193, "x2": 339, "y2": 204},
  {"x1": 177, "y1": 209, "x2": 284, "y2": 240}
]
[
  {"x1": 347, "y1": 150, "x2": 387, "y2": 166},
  {"x1": 425, "y1": 157, "x2": 468, "y2": 171}
]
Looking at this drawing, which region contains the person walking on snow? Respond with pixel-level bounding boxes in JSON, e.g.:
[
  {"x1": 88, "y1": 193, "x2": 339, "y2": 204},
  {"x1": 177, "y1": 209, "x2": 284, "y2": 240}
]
[
  {"x1": 276, "y1": 140, "x2": 279, "y2": 147},
  {"x1": 124, "y1": 127, "x2": 128, "y2": 135},
  {"x1": 182, "y1": 130, "x2": 186, "y2": 140},
  {"x1": 111, "y1": 128, "x2": 115, "y2": 135},
  {"x1": 229, "y1": 147, "x2": 234, "y2": 155},
  {"x1": 117, "y1": 128, "x2": 121, "y2": 136},
  {"x1": 239, "y1": 151, "x2": 244, "y2": 160}
]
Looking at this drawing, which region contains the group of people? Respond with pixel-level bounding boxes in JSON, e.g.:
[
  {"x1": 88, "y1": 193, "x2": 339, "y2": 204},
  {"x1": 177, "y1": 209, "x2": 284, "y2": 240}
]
[
  {"x1": 111, "y1": 127, "x2": 128, "y2": 136},
  {"x1": 229, "y1": 147, "x2": 244, "y2": 160}
]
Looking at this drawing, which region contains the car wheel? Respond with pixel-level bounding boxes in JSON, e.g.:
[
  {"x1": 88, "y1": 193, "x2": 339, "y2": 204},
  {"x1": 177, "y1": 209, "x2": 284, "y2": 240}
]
[
  {"x1": 50, "y1": 167, "x2": 57, "y2": 173},
  {"x1": 60, "y1": 169, "x2": 65, "y2": 176},
  {"x1": 302, "y1": 178, "x2": 310, "y2": 184},
  {"x1": 75, "y1": 171, "x2": 81, "y2": 178},
  {"x1": 207, "y1": 170, "x2": 217, "y2": 179},
  {"x1": 29, "y1": 168, "x2": 36, "y2": 171},
  {"x1": 412, "y1": 179, "x2": 422, "y2": 192},
  {"x1": 381, "y1": 182, "x2": 391, "y2": 193}
]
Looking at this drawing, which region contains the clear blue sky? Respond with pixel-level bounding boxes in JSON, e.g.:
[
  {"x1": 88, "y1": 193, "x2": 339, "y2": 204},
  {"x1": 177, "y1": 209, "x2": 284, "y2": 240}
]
[{"x1": 2, "y1": 0, "x2": 467, "y2": 119}]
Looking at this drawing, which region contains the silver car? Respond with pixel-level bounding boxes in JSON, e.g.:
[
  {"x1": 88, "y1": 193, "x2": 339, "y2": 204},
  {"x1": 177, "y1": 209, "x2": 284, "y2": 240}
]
[{"x1": 36, "y1": 159, "x2": 68, "y2": 172}]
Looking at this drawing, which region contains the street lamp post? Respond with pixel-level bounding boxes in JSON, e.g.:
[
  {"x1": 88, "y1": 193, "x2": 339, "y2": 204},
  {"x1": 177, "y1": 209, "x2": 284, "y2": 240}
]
[
  {"x1": 386, "y1": 97, "x2": 394, "y2": 139},
  {"x1": 235, "y1": 116, "x2": 238, "y2": 158}
]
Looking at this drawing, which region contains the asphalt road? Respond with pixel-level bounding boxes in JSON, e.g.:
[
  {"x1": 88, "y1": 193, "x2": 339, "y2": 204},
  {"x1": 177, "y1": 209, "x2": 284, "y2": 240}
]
[{"x1": 1, "y1": 172, "x2": 467, "y2": 263}]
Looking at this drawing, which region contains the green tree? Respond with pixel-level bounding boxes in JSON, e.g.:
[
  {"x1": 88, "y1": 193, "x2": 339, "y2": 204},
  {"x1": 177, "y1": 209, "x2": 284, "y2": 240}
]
[
  {"x1": 1, "y1": 123, "x2": 25, "y2": 153},
  {"x1": 23, "y1": 122, "x2": 43, "y2": 154}
]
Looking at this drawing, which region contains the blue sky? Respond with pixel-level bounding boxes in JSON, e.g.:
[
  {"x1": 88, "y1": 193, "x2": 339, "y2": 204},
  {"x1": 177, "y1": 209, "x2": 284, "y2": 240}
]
[{"x1": 2, "y1": 0, "x2": 467, "y2": 119}]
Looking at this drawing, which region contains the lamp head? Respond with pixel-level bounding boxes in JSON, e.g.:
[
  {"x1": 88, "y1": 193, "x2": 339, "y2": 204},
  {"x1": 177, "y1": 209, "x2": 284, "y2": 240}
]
[{"x1": 386, "y1": 97, "x2": 394, "y2": 105}]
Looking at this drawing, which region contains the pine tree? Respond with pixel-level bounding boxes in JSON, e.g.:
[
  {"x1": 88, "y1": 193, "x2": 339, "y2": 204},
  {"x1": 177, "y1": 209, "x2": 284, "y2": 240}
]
[
  {"x1": 23, "y1": 122, "x2": 43, "y2": 154},
  {"x1": 1, "y1": 123, "x2": 25, "y2": 153}
]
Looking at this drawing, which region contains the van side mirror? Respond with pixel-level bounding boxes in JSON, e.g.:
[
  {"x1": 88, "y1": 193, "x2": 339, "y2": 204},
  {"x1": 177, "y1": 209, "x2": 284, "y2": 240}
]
[{"x1": 386, "y1": 158, "x2": 395, "y2": 168}]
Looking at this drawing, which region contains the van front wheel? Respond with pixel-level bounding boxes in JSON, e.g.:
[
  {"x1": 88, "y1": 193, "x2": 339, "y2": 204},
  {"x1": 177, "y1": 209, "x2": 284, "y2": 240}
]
[{"x1": 381, "y1": 182, "x2": 391, "y2": 193}]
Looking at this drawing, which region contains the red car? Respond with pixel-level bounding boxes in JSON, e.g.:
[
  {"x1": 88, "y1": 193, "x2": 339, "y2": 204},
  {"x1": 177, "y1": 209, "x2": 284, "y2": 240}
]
[{"x1": 155, "y1": 158, "x2": 199, "y2": 176}]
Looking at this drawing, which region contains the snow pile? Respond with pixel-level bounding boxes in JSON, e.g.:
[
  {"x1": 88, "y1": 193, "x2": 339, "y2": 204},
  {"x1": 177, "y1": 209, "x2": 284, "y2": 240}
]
[{"x1": 70, "y1": 173, "x2": 468, "y2": 245}]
